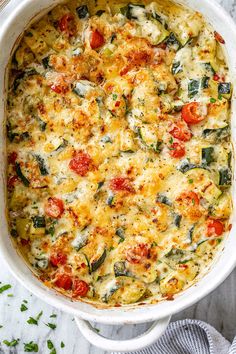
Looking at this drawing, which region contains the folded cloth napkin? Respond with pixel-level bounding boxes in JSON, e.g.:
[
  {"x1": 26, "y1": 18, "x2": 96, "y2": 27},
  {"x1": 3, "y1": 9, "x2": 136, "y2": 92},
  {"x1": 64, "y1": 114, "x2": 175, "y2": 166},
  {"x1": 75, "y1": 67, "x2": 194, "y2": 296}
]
[{"x1": 115, "y1": 319, "x2": 236, "y2": 354}]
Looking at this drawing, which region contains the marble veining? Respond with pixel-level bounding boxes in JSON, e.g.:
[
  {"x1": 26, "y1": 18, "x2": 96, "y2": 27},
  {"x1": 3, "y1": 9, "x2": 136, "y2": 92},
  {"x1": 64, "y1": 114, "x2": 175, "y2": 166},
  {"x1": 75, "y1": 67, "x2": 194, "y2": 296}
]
[{"x1": 1, "y1": 0, "x2": 236, "y2": 353}]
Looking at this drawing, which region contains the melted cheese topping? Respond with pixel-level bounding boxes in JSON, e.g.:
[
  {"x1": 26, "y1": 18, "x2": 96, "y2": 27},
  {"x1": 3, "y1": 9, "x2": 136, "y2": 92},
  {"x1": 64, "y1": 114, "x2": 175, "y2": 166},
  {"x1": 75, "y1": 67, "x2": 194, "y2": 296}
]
[{"x1": 7, "y1": 0, "x2": 232, "y2": 307}]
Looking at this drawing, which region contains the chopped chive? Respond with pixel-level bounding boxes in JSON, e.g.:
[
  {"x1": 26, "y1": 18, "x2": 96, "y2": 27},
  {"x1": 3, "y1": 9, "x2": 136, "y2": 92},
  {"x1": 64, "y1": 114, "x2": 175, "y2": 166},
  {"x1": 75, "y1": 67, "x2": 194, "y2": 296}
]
[
  {"x1": 27, "y1": 311, "x2": 43, "y2": 325},
  {"x1": 210, "y1": 97, "x2": 216, "y2": 103},
  {"x1": 3, "y1": 338, "x2": 20, "y2": 347},
  {"x1": 24, "y1": 341, "x2": 39, "y2": 352},
  {"x1": 188, "y1": 179, "x2": 193, "y2": 184},
  {"x1": 46, "y1": 323, "x2": 57, "y2": 330},
  {"x1": 60, "y1": 341, "x2": 65, "y2": 348},
  {"x1": 20, "y1": 303, "x2": 28, "y2": 312},
  {"x1": 0, "y1": 284, "x2": 11, "y2": 294}
]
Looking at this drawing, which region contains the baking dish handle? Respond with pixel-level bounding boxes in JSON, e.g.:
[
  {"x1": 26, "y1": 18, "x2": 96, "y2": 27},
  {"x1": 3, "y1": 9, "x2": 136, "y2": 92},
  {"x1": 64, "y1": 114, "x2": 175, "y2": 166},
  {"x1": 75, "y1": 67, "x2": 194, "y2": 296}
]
[{"x1": 75, "y1": 315, "x2": 171, "y2": 352}]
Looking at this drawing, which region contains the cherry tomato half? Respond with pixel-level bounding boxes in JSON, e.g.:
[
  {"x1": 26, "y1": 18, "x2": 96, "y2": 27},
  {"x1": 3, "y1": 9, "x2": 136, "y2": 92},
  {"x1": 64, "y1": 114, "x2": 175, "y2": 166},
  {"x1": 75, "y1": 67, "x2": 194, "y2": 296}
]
[
  {"x1": 8, "y1": 151, "x2": 18, "y2": 164},
  {"x1": 110, "y1": 177, "x2": 135, "y2": 193},
  {"x1": 45, "y1": 197, "x2": 64, "y2": 219},
  {"x1": 50, "y1": 251, "x2": 67, "y2": 267},
  {"x1": 126, "y1": 244, "x2": 150, "y2": 264},
  {"x1": 169, "y1": 121, "x2": 192, "y2": 142},
  {"x1": 169, "y1": 142, "x2": 186, "y2": 158},
  {"x1": 90, "y1": 30, "x2": 105, "y2": 49},
  {"x1": 207, "y1": 219, "x2": 224, "y2": 236},
  {"x1": 55, "y1": 273, "x2": 72, "y2": 290},
  {"x1": 69, "y1": 151, "x2": 92, "y2": 177},
  {"x1": 59, "y1": 14, "x2": 76, "y2": 37},
  {"x1": 72, "y1": 279, "x2": 89, "y2": 297},
  {"x1": 181, "y1": 102, "x2": 205, "y2": 125},
  {"x1": 214, "y1": 31, "x2": 225, "y2": 44},
  {"x1": 176, "y1": 191, "x2": 200, "y2": 206}
]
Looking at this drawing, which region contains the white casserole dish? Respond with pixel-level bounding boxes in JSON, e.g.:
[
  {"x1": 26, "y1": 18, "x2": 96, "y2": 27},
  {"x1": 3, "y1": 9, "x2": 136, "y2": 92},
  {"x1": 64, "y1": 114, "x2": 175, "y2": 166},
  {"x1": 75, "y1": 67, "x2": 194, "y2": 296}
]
[{"x1": 0, "y1": 0, "x2": 236, "y2": 351}]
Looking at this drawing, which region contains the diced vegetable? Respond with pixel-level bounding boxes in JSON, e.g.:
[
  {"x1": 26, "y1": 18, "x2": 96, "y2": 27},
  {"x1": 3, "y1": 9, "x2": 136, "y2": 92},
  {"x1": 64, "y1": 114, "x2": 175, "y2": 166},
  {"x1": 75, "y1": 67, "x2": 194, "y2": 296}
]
[
  {"x1": 114, "y1": 261, "x2": 129, "y2": 277},
  {"x1": 32, "y1": 216, "x2": 46, "y2": 228},
  {"x1": 173, "y1": 214, "x2": 182, "y2": 228},
  {"x1": 120, "y1": 4, "x2": 145, "y2": 20},
  {"x1": 219, "y1": 168, "x2": 232, "y2": 186},
  {"x1": 177, "y1": 160, "x2": 198, "y2": 173},
  {"x1": 218, "y1": 82, "x2": 232, "y2": 99},
  {"x1": 76, "y1": 5, "x2": 89, "y2": 18},
  {"x1": 188, "y1": 225, "x2": 195, "y2": 243},
  {"x1": 35, "y1": 155, "x2": 49, "y2": 175},
  {"x1": 202, "y1": 126, "x2": 230, "y2": 141},
  {"x1": 202, "y1": 147, "x2": 215, "y2": 166},
  {"x1": 165, "y1": 32, "x2": 181, "y2": 50},
  {"x1": 188, "y1": 79, "x2": 200, "y2": 98},
  {"x1": 172, "y1": 61, "x2": 183, "y2": 75},
  {"x1": 91, "y1": 249, "x2": 106, "y2": 272},
  {"x1": 73, "y1": 80, "x2": 95, "y2": 97},
  {"x1": 72, "y1": 229, "x2": 89, "y2": 251},
  {"x1": 201, "y1": 76, "x2": 210, "y2": 89},
  {"x1": 42, "y1": 56, "x2": 51, "y2": 69},
  {"x1": 156, "y1": 193, "x2": 172, "y2": 206},
  {"x1": 115, "y1": 227, "x2": 125, "y2": 241}
]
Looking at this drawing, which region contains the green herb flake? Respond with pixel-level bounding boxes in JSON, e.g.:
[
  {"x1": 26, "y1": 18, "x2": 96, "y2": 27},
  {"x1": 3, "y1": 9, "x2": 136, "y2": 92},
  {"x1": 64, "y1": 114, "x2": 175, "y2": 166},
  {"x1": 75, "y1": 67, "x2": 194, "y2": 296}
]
[
  {"x1": 0, "y1": 284, "x2": 12, "y2": 294},
  {"x1": 46, "y1": 323, "x2": 57, "y2": 330},
  {"x1": 21, "y1": 303, "x2": 28, "y2": 312},
  {"x1": 188, "y1": 179, "x2": 193, "y2": 184},
  {"x1": 27, "y1": 311, "x2": 43, "y2": 325},
  {"x1": 24, "y1": 341, "x2": 39, "y2": 352},
  {"x1": 210, "y1": 97, "x2": 216, "y2": 103},
  {"x1": 3, "y1": 338, "x2": 20, "y2": 347},
  {"x1": 7, "y1": 293, "x2": 14, "y2": 297},
  {"x1": 112, "y1": 94, "x2": 118, "y2": 101},
  {"x1": 50, "y1": 314, "x2": 57, "y2": 318},
  {"x1": 0, "y1": 325, "x2": 3, "y2": 328},
  {"x1": 47, "y1": 340, "x2": 54, "y2": 350},
  {"x1": 61, "y1": 342, "x2": 65, "y2": 348}
]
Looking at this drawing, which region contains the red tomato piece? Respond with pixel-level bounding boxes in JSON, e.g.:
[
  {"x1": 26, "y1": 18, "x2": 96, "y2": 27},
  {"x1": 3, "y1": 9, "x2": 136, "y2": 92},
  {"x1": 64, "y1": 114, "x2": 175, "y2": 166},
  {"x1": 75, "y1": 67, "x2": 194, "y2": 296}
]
[
  {"x1": 55, "y1": 273, "x2": 72, "y2": 290},
  {"x1": 69, "y1": 151, "x2": 92, "y2": 177},
  {"x1": 169, "y1": 142, "x2": 185, "y2": 158},
  {"x1": 213, "y1": 74, "x2": 220, "y2": 81},
  {"x1": 169, "y1": 121, "x2": 192, "y2": 142},
  {"x1": 8, "y1": 151, "x2": 18, "y2": 164},
  {"x1": 176, "y1": 191, "x2": 200, "y2": 206},
  {"x1": 50, "y1": 83, "x2": 68, "y2": 94},
  {"x1": 59, "y1": 14, "x2": 76, "y2": 37},
  {"x1": 45, "y1": 197, "x2": 64, "y2": 219},
  {"x1": 214, "y1": 31, "x2": 225, "y2": 44},
  {"x1": 50, "y1": 251, "x2": 67, "y2": 267},
  {"x1": 20, "y1": 238, "x2": 29, "y2": 246},
  {"x1": 7, "y1": 175, "x2": 18, "y2": 188},
  {"x1": 90, "y1": 30, "x2": 105, "y2": 49},
  {"x1": 126, "y1": 244, "x2": 150, "y2": 264},
  {"x1": 207, "y1": 219, "x2": 224, "y2": 236},
  {"x1": 181, "y1": 102, "x2": 205, "y2": 125},
  {"x1": 72, "y1": 279, "x2": 89, "y2": 297},
  {"x1": 110, "y1": 177, "x2": 135, "y2": 193}
]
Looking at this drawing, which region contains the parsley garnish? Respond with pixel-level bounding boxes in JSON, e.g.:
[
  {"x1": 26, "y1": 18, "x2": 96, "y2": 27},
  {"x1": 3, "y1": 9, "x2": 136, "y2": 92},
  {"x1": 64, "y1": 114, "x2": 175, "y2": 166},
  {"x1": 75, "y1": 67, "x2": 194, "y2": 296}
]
[
  {"x1": 21, "y1": 303, "x2": 28, "y2": 312},
  {"x1": 46, "y1": 323, "x2": 57, "y2": 330},
  {"x1": 0, "y1": 284, "x2": 11, "y2": 294},
  {"x1": 0, "y1": 325, "x2": 3, "y2": 328},
  {"x1": 61, "y1": 341, "x2": 65, "y2": 348},
  {"x1": 50, "y1": 314, "x2": 57, "y2": 318},
  {"x1": 188, "y1": 179, "x2": 193, "y2": 184},
  {"x1": 7, "y1": 293, "x2": 14, "y2": 297},
  {"x1": 27, "y1": 311, "x2": 43, "y2": 325},
  {"x1": 210, "y1": 97, "x2": 216, "y2": 103},
  {"x1": 24, "y1": 341, "x2": 39, "y2": 352},
  {"x1": 112, "y1": 94, "x2": 118, "y2": 101},
  {"x1": 3, "y1": 338, "x2": 19, "y2": 347},
  {"x1": 47, "y1": 340, "x2": 56, "y2": 354}
]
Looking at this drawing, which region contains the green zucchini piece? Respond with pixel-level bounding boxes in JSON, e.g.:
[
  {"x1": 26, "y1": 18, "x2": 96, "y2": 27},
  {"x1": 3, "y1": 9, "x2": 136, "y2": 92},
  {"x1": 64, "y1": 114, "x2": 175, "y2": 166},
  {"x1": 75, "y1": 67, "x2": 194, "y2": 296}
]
[
  {"x1": 188, "y1": 79, "x2": 200, "y2": 98},
  {"x1": 91, "y1": 250, "x2": 107, "y2": 272},
  {"x1": 120, "y1": 4, "x2": 145, "y2": 19},
  {"x1": 201, "y1": 76, "x2": 210, "y2": 89},
  {"x1": 203, "y1": 62, "x2": 215, "y2": 75},
  {"x1": 76, "y1": 5, "x2": 89, "y2": 19},
  {"x1": 202, "y1": 147, "x2": 215, "y2": 166},
  {"x1": 156, "y1": 193, "x2": 172, "y2": 206},
  {"x1": 115, "y1": 227, "x2": 125, "y2": 242},
  {"x1": 114, "y1": 261, "x2": 129, "y2": 277},
  {"x1": 15, "y1": 162, "x2": 30, "y2": 187},
  {"x1": 96, "y1": 9, "x2": 105, "y2": 16},
  {"x1": 218, "y1": 82, "x2": 232, "y2": 99},
  {"x1": 35, "y1": 155, "x2": 49, "y2": 176},
  {"x1": 37, "y1": 116, "x2": 47, "y2": 132},
  {"x1": 42, "y1": 56, "x2": 51, "y2": 69},
  {"x1": 107, "y1": 193, "x2": 114, "y2": 206},
  {"x1": 72, "y1": 229, "x2": 89, "y2": 251},
  {"x1": 164, "y1": 32, "x2": 181, "y2": 50},
  {"x1": 13, "y1": 69, "x2": 38, "y2": 91},
  {"x1": 101, "y1": 280, "x2": 121, "y2": 303},
  {"x1": 177, "y1": 160, "x2": 198, "y2": 173},
  {"x1": 219, "y1": 168, "x2": 232, "y2": 186},
  {"x1": 137, "y1": 128, "x2": 162, "y2": 153},
  {"x1": 55, "y1": 139, "x2": 68, "y2": 152},
  {"x1": 188, "y1": 225, "x2": 195, "y2": 243},
  {"x1": 32, "y1": 216, "x2": 46, "y2": 228},
  {"x1": 172, "y1": 61, "x2": 183, "y2": 75},
  {"x1": 202, "y1": 126, "x2": 230, "y2": 141},
  {"x1": 173, "y1": 214, "x2": 182, "y2": 228},
  {"x1": 73, "y1": 80, "x2": 95, "y2": 98}
]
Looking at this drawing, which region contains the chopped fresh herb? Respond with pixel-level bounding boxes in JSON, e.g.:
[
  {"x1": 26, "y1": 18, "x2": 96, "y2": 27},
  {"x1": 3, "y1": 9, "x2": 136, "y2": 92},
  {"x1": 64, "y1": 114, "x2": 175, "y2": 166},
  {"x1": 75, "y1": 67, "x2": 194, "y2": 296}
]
[
  {"x1": 27, "y1": 311, "x2": 43, "y2": 325},
  {"x1": 61, "y1": 341, "x2": 65, "y2": 348},
  {"x1": 210, "y1": 97, "x2": 216, "y2": 103},
  {"x1": 0, "y1": 284, "x2": 11, "y2": 294},
  {"x1": 23, "y1": 299, "x2": 28, "y2": 303},
  {"x1": 188, "y1": 179, "x2": 193, "y2": 184},
  {"x1": 112, "y1": 94, "x2": 118, "y2": 100},
  {"x1": 46, "y1": 323, "x2": 57, "y2": 330},
  {"x1": 50, "y1": 314, "x2": 57, "y2": 318},
  {"x1": 47, "y1": 340, "x2": 54, "y2": 350},
  {"x1": 7, "y1": 293, "x2": 13, "y2": 297},
  {"x1": 3, "y1": 338, "x2": 20, "y2": 347},
  {"x1": 94, "y1": 328, "x2": 100, "y2": 333},
  {"x1": 21, "y1": 303, "x2": 28, "y2": 312},
  {"x1": 0, "y1": 325, "x2": 3, "y2": 328},
  {"x1": 24, "y1": 341, "x2": 39, "y2": 352}
]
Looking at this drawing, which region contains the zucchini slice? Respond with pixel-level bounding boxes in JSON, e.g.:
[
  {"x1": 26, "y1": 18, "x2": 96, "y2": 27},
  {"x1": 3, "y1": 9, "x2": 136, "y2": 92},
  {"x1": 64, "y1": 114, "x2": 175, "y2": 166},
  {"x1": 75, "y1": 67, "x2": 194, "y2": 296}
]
[
  {"x1": 91, "y1": 249, "x2": 107, "y2": 272},
  {"x1": 202, "y1": 147, "x2": 215, "y2": 166},
  {"x1": 114, "y1": 261, "x2": 129, "y2": 277},
  {"x1": 15, "y1": 163, "x2": 30, "y2": 187},
  {"x1": 219, "y1": 168, "x2": 232, "y2": 186},
  {"x1": 218, "y1": 82, "x2": 232, "y2": 99},
  {"x1": 35, "y1": 155, "x2": 49, "y2": 176}
]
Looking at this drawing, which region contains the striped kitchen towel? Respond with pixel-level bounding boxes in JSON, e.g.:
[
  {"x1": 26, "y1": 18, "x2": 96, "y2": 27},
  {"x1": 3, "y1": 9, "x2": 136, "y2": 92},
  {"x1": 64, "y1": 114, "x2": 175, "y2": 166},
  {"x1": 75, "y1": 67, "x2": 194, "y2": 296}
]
[{"x1": 119, "y1": 319, "x2": 236, "y2": 354}]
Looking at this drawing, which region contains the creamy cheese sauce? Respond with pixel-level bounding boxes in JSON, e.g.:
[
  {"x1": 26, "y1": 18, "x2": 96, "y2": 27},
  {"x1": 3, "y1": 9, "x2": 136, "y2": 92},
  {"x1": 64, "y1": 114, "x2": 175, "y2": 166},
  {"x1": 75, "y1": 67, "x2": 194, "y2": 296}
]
[{"x1": 7, "y1": 0, "x2": 232, "y2": 306}]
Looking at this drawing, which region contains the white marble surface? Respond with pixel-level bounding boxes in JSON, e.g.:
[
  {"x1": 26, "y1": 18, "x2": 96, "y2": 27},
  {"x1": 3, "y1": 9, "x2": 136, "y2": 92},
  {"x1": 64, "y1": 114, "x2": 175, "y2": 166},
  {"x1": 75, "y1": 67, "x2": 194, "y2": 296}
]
[{"x1": 1, "y1": 0, "x2": 236, "y2": 353}]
